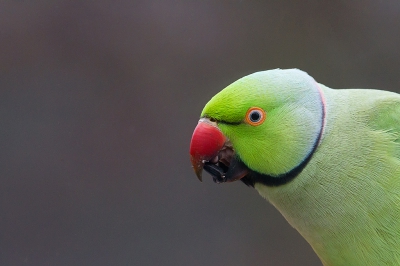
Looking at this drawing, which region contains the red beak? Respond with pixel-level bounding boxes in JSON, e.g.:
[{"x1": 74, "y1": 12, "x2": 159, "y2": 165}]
[{"x1": 189, "y1": 118, "x2": 227, "y2": 181}]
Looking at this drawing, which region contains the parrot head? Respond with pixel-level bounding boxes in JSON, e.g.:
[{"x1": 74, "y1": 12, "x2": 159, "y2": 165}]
[{"x1": 189, "y1": 69, "x2": 326, "y2": 186}]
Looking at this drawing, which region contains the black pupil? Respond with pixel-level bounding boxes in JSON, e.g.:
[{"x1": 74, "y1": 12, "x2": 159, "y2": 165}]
[{"x1": 250, "y1": 111, "x2": 261, "y2": 122}]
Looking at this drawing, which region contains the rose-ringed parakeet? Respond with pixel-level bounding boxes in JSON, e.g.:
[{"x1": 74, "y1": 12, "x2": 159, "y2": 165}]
[{"x1": 189, "y1": 69, "x2": 400, "y2": 266}]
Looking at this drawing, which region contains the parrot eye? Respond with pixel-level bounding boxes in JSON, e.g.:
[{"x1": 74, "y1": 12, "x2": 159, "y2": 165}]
[{"x1": 245, "y1": 107, "x2": 266, "y2": 126}]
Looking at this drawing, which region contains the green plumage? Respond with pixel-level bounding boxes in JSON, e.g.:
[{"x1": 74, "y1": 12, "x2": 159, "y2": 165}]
[{"x1": 200, "y1": 69, "x2": 400, "y2": 265}]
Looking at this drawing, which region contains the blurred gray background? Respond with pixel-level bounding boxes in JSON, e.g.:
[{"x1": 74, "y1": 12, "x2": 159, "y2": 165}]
[{"x1": 1, "y1": 1, "x2": 400, "y2": 266}]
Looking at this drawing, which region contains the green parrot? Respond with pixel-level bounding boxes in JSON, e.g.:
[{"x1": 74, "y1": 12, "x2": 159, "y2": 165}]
[{"x1": 189, "y1": 69, "x2": 400, "y2": 266}]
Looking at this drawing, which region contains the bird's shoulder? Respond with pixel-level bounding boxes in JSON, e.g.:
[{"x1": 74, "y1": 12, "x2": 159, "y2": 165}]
[
  {"x1": 361, "y1": 90, "x2": 400, "y2": 135},
  {"x1": 349, "y1": 89, "x2": 400, "y2": 159},
  {"x1": 337, "y1": 88, "x2": 400, "y2": 134}
]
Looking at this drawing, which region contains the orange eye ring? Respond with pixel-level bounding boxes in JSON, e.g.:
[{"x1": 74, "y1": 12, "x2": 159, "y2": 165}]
[{"x1": 245, "y1": 107, "x2": 266, "y2": 126}]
